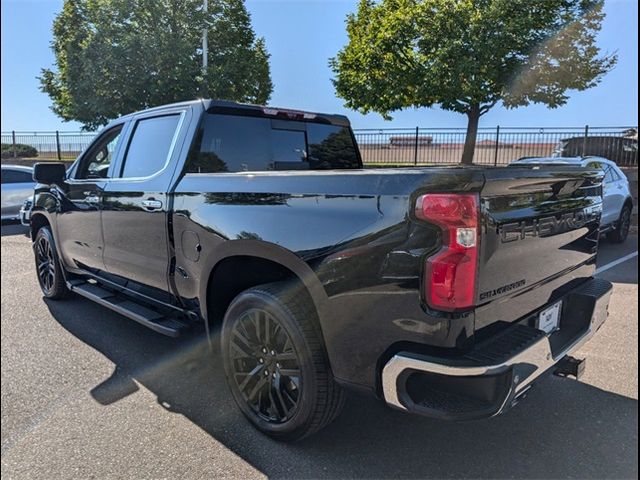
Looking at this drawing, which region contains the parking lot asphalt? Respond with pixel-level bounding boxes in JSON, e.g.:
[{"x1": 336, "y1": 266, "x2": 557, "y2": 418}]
[{"x1": 1, "y1": 223, "x2": 637, "y2": 479}]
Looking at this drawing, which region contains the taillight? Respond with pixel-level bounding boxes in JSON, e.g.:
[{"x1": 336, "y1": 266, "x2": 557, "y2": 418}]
[{"x1": 415, "y1": 193, "x2": 480, "y2": 312}]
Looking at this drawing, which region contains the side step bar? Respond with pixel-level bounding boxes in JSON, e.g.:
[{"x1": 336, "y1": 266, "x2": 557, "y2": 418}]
[{"x1": 68, "y1": 280, "x2": 191, "y2": 337}]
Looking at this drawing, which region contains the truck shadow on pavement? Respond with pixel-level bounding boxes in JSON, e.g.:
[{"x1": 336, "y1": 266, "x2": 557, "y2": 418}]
[{"x1": 44, "y1": 297, "x2": 638, "y2": 479}]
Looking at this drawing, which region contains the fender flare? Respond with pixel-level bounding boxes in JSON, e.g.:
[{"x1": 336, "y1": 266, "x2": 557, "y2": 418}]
[
  {"x1": 197, "y1": 239, "x2": 329, "y2": 324},
  {"x1": 29, "y1": 209, "x2": 55, "y2": 240}
]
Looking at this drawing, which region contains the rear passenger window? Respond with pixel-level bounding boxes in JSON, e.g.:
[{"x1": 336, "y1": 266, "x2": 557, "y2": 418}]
[
  {"x1": 609, "y1": 168, "x2": 623, "y2": 181},
  {"x1": 188, "y1": 115, "x2": 270, "y2": 173},
  {"x1": 121, "y1": 115, "x2": 180, "y2": 178},
  {"x1": 604, "y1": 167, "x2": 615, "y2": 183}
]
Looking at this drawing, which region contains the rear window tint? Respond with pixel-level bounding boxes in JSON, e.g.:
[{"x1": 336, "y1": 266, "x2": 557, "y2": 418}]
[
  {"x1": 186, "y1": 113, "x2": 359, "y2": 173},
  {"x1": 307, "y1": 124, "x2": 360, "y2": 169},
  {"x1": 271, "y1": 129, "x2": 307, "y2": 164}
]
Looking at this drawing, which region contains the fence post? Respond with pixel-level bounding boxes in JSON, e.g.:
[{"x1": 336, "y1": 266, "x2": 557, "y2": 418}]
[
  {"x1": 494, "y1": 125, "x2": 500, "y2": 166},
  {"x1": 55, "y1": 131, "x2": 62, "y2": 161},
  {"x1": 11, "y1": 130, "x2": 17, "y2": 158},
  {"x1": 414, "y1": 126, "x2": 419, "y2": 166},
  {"x1": 582, "y1": 125, "x2": 589, "y2": 157}
]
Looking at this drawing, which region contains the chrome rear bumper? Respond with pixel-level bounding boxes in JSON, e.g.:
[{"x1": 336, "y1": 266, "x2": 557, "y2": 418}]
[{"x1": 381, "y1": 278, "x2": 612, "y2": 420}]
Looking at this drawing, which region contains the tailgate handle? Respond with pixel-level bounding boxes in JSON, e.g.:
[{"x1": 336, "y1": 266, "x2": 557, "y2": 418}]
[{"x1": 142, "y1": 199, "x2": 162, "y2": 211}]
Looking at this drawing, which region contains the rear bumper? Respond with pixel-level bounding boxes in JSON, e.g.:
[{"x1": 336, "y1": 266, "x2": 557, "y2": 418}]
[{"x1": 381, "y1": 277, "x2": 612, "y2": 420}]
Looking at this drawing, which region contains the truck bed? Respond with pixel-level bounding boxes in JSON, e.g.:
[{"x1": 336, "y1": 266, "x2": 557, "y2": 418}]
[{"x1": 172, "y1": 165, "x2": 603, "y2": 388}]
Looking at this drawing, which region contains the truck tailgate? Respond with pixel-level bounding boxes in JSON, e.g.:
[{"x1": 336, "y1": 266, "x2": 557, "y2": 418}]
[{"x1": 475, "y1": 167, "x2": 603, "y2": 330}]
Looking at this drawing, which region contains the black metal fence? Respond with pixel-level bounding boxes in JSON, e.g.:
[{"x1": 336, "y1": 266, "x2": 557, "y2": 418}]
[
  {"x1": 1, "y1": 131, "x2": 95, "y2": 161},
  {"x1": 1, "y1": 126, "x2": 638, "y2": 167},
  {"x1": 354, "y1": 126, "x2": 638, "y2": 166}
]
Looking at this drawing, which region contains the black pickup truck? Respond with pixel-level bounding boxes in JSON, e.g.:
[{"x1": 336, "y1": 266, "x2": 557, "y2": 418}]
[{"x1": 30, "y1": 99, "x2": 612, "y2": 441}]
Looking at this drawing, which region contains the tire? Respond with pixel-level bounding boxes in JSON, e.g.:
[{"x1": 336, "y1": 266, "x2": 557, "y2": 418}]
[
  {"x1": 34, "y1": 226, "x2": 70, "y2": 299},
  {"x1": 221, "y1": 281, "x2": 345, "y2": 441},
  {"x1": 607, "y1": 204, "x2": 632, "y2": 244}
]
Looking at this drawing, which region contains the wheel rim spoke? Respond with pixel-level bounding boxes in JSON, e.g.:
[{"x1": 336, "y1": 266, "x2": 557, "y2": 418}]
[
  {"x1": 250, "y1": 311, "x2": 261, "y2": 344},
  {"x1": 278, "y1": 367, "x2": 301, "y2": 377},
  {"x1": 263, "y1": 311, "x2": 271, "y2": 346},
  {"x1": 275, "y1": 351, "x2": 297, "y2": 362},
  {"x1": 247, "y1": 375, "x2": 268, "y2": 403},
  {"x1": 231, "y1": 330, "x2": 255, "y2": 358},
  {"x1": 236, "y1": 363, "x2": 263, "y2": 392},
  {"x1": 273, "y1": 373, "x2": 292, "y2": 417},
  {"x1": 230, "y1": 308, "x2": 302, "y2": 423}
]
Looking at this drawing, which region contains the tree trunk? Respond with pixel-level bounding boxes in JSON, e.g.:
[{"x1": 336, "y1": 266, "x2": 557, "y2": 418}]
[{"x1": 461, "y1": 104, "x2": 480, "y2": 165}]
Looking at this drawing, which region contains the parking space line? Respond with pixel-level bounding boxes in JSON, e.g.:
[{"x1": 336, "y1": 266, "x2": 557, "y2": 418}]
[{"x1": 596, "y1": 251, "x2": 638, "y2": 275}]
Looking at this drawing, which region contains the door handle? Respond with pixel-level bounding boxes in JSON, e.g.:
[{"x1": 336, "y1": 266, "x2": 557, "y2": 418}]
[
  {"x1": 141, "y1": 199, "x2": 163, "y2": 211},
  {"x1": 86, "y1": 195, "x2": 100, "y2": 203}
]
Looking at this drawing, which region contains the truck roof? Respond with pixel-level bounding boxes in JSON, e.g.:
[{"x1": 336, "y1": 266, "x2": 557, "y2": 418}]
[{"x1": 114, "y1": 99, "x2": 351, "y2": 127}]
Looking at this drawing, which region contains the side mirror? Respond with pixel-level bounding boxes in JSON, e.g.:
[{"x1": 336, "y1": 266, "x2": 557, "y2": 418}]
[{"x1": 33, "y1": 162, "x2": 66, "y2": 185}]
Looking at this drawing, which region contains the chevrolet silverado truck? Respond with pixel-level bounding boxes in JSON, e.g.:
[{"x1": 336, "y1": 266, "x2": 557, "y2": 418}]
[{"x1": 30, "y1": 100, "x2": 612, "y2": 441}]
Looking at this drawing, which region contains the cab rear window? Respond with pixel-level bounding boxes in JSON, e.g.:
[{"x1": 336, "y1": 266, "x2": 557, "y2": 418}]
[{"x1": 186, "y1": 113, "x2": 360, "y2": 173}]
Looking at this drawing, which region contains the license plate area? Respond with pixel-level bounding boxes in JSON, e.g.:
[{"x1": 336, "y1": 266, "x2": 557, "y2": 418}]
[{"x1": 538, "y1": 301, "x2": 562, "y2": 334}]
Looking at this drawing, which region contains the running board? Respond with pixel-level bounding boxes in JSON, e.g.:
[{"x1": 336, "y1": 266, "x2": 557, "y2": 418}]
[{"x1": 68, "y1": 280, "x2": 191, "y2": 337}]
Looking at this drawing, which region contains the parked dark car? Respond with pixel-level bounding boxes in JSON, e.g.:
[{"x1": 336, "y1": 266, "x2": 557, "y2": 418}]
[
  {"x1": 554, "y1": 135, "x2": 638, "y2": 166},
  {"x1": 28, "y1": 100, "x2": 612, "y2": 440}
]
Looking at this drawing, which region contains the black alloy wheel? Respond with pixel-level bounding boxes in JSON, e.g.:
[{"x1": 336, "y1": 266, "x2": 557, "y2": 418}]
[
  {"x1": 221, "y1": 281, "x2": 345, "y2": 441},
  {"x1": 229, "y1": 308, "x2": 302, "y2": 423},
  {"x1": 33, "y1": 226, "x2": 69, "y2": 299}
]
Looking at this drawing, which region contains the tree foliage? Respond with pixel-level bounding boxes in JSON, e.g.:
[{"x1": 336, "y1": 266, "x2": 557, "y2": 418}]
[
  {"x1": 40, "y1": 0, "x2": 273, "y2": 130},
  {"x1": 330, "y1": 0, "x2": 617, "y2": 163}
]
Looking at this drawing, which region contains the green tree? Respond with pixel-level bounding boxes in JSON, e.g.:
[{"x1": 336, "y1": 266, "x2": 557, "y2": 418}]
[
  {"x1": 331, "y1": 0, "x2": 617, "y2": 164},
  {"x1": 40, "y1": 0, "x2": 273, "y2": 130}
]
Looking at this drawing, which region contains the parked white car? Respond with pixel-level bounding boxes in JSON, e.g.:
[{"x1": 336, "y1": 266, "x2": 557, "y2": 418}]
[
  {"x1": 512, "y1": 156, "x2": 633, "y2": 243},
  {"x1": 1, "y1": 165, "x2": 35, "y2": 222}
]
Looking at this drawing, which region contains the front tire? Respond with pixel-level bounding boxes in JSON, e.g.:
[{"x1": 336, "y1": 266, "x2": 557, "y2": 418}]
[
  {"x1": 607, "y1": 204, "x2": 632, "y2": 243},
  {"x1": 221, "y1": 281, "x2": 345, "y2": 441},
  {"x1": 34, "y1": 226, "x2": 69, "y2": 299}
]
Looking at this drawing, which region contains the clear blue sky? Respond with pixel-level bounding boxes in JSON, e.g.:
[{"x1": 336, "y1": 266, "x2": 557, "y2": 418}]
[{"x1": 1, "y1": 0, "x2": 638, "y2": 132}]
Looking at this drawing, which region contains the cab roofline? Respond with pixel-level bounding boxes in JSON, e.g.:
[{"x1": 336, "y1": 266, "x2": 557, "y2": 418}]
[
  {"x1": 203, "y1": 99, "x2": 351, "y2": 127},
  {"x1": 103, "y1": 99, "x2": 351, "y2": 130}
]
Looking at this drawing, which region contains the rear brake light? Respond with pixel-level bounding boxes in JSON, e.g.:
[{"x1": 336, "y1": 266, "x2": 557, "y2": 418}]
[
  {"x1": 415, "y1": 193, "x2": 480, "y2": 311},
  {"x1": 262, "y1": 107, "x2": 316, "y2": 120}
]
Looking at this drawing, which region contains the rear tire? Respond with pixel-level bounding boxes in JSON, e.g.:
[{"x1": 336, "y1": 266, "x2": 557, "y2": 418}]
[
  {"x1": 607, "y1": 204, "x2": 632, "y2": 243},
  {"x1": 221, "y1": 281, "x2": 345, "y2": 441},
  {"x1": 34, "y1": 226, "x2": 70, "y2": 300}
]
